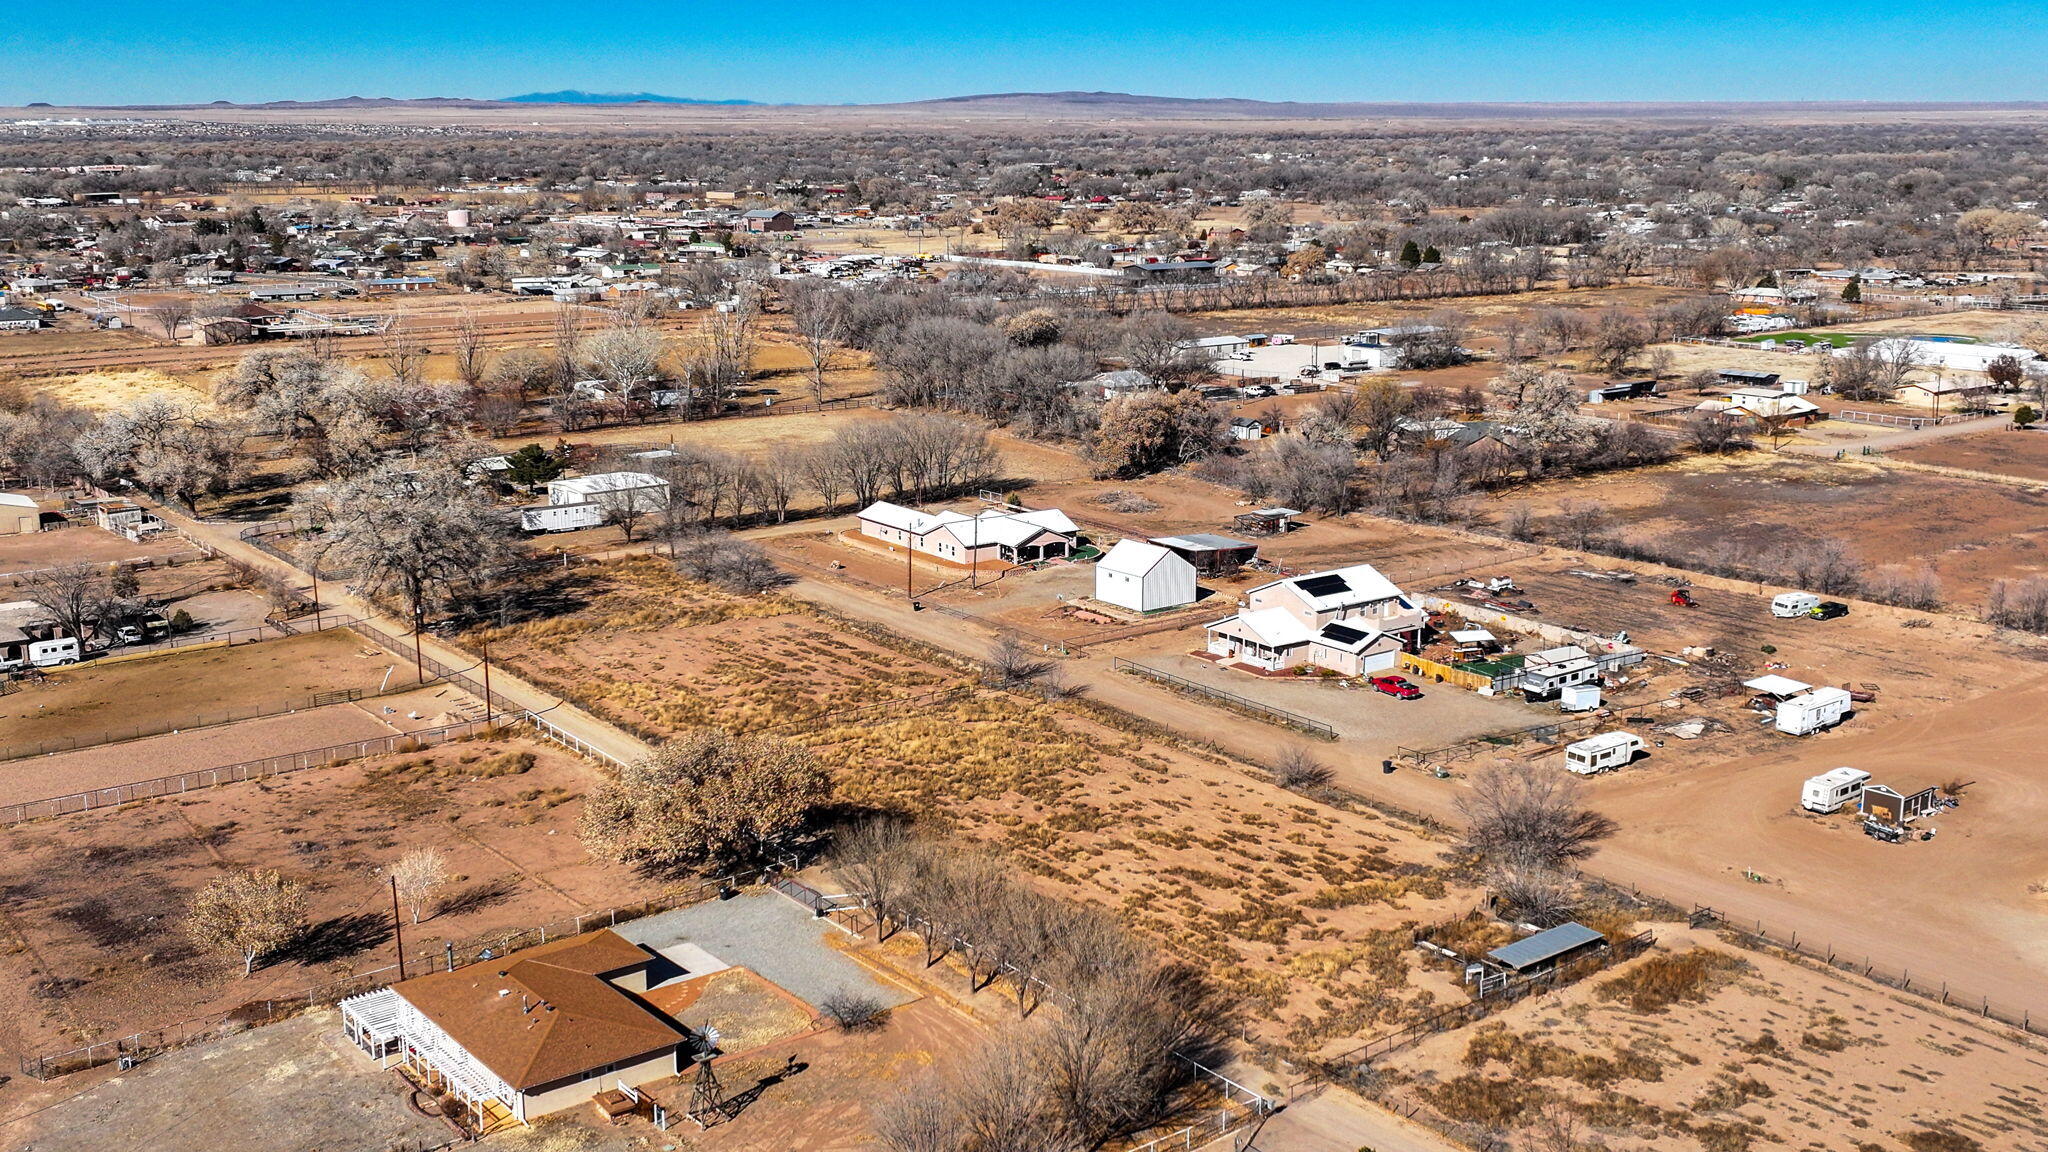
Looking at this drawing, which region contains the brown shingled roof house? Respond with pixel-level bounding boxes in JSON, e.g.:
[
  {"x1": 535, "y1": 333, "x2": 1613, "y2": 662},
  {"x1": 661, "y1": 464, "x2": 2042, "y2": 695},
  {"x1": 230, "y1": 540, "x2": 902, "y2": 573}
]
[{"x1": 341, "y1": 929, "x2": 688, "y2": 1127}]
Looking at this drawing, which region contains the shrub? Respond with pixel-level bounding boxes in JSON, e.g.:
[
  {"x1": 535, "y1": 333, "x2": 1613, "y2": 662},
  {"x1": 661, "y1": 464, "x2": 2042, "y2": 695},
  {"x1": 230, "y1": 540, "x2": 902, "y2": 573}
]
[
  {"x1": 820, "y1": 989, "x2": 889, "y2": 1032},
  {"x1": 1597, "y1": 948, "x2": 1747, "y2": 1013}
]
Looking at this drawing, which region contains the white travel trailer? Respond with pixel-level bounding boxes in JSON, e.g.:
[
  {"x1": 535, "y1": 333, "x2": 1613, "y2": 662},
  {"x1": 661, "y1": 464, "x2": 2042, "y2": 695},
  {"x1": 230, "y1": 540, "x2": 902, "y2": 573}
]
[
  {"x1": 1771, "y1": 592, "x2": 1821, "y2": 618},
  {"x1": 1802, "y1": 767, "x2": 1871, "y2": 813},
  {"x1": 1563, "y1": 731, "x2": 1644, "y2": 775},
  {"x1": 1777, "y1": 686, "x2": 1853, "y2": 736}
]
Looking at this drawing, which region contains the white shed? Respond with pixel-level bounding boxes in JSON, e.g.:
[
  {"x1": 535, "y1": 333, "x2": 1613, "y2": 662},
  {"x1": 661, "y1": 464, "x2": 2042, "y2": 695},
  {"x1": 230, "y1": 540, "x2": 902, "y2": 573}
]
[
  {"x1": 1095, "y1": 539, "x2": 1197, "y2": 614},
  {"x1": 0, "y1": 492, "x2": 38, "y2": 535}
]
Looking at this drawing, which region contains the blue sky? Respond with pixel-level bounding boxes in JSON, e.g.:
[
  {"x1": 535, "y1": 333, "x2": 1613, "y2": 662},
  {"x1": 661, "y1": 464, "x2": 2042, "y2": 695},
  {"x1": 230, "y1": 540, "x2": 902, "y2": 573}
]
[{"x1": 5, "y1": 2, "x2": 2047, "y2": 106}]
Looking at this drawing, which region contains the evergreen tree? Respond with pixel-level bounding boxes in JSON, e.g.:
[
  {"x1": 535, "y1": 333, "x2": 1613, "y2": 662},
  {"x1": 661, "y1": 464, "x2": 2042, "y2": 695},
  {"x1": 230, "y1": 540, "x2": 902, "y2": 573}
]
[
  {"x1": 1398, "y1": 240, "x2": 1422, "y2": 267},
  {"x1": 504, "y1": 442, "x2": 566, "y2": 489},
  {"x1": 1841, "y1": 275, "x2": 1863, "y2": 303},
  {"x1": 1421, "y1": 245, "x2": 1442, "y2": 264}
]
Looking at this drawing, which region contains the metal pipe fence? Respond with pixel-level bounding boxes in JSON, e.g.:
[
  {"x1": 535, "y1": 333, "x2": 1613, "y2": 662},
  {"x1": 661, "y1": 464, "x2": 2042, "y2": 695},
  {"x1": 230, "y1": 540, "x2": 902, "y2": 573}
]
[
  {"x1": 0, "y1": 714, "x2": 513, "y2": 824},
  {"x1": 0, "y1": 616, "x2": 370, "y2": 760},
  {"x1": 1109, "y1": 657, "x2": 1336, "y2": 739}
]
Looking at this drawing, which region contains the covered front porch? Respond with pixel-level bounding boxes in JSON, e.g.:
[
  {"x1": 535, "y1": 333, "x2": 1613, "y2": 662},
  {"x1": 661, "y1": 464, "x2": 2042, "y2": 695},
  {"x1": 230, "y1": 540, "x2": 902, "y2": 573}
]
[{"x1": 340, "y1": 988, "x2": 523, "y2": 1133}]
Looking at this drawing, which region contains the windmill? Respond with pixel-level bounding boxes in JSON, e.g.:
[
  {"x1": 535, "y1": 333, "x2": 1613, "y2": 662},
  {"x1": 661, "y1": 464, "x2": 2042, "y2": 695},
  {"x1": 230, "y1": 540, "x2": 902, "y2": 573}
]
[{"x1": 687, "y1": 1025, "x2": 725, "y2": 1128}]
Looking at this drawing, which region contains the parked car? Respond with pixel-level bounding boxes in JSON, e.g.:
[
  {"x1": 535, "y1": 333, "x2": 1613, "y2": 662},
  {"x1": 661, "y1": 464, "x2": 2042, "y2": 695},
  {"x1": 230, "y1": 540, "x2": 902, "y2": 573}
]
[
  {"x1": 1368, "y1": 674, "x2": 1422, "y2": 699},
  {"x1": 1810, "y1": 601, "x2": 1850, "y2": 621}
]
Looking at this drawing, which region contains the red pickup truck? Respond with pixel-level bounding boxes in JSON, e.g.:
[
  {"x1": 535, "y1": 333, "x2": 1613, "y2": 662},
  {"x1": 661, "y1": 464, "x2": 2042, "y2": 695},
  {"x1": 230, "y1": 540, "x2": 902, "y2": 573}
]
[{"x1": 1368, "y1": 675, "x2": 1422, "y2": 699}]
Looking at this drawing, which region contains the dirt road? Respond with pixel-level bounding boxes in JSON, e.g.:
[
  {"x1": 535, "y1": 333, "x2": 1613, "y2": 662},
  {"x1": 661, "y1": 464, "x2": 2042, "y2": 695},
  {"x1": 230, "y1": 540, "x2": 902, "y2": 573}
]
[
  {"x1": 774, "y1": 553, "x2": 2048, "y2": 1026},
  {"x1": 137, "y1": 502, "x2": 651, "y2": 769}
]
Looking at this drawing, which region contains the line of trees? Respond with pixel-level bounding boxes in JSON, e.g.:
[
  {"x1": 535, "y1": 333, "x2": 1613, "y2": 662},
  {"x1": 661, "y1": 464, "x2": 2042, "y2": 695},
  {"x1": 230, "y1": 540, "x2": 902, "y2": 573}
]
[{"x1": 836, "y1": 821, "x2": 1232, "y2": 1152}]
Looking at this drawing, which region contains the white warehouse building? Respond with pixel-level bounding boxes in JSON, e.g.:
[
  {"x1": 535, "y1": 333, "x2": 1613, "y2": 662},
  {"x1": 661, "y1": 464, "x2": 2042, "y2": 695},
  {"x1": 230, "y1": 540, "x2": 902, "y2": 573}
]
[{"x1": 1094, "y1": 539, "x2": 1197, "y2": 613}]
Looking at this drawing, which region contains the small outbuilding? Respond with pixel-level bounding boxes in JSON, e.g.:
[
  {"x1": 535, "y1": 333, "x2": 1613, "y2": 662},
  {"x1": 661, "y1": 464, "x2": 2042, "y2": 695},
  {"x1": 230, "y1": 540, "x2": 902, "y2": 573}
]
[
  {"x1": 1149, "y1": 533, "x2": 1258, "y2": 575},
  {"x1": 1485, "y1": 922, "x2": 1608, "y2": 976},
  {"x1": 0, "y1": 492, "x2": 40, "y2": 535},
  {"x1": 1095, "y1": 539, "x2": 1198, "y2": 614},
  {"x1": 1233, "y1": 507, "x2": 1301, "y2": 536}
]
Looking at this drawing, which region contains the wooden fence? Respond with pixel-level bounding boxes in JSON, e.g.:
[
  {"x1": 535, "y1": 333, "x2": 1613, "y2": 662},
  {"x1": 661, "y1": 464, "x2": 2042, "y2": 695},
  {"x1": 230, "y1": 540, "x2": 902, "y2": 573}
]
[{"x1": 1395, "y1": 653, "x2": 1494, "y2": 691}]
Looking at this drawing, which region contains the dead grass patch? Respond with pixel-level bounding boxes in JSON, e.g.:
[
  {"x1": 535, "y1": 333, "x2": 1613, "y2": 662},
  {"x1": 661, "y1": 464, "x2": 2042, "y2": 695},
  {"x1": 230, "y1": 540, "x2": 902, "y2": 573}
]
[{"x1": 1597, "y1": 948, "x2": 1747, "y2": 1014}]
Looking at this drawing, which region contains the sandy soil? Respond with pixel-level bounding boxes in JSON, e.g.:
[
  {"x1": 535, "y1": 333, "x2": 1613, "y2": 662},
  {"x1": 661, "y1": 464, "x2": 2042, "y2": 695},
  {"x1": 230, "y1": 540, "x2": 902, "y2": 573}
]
[
  {"x1": 1489, "y1": 451, "x2": 2048, "y2": 606},
  {"x1": 0, "y1": 684, "x2": 483, "y2": 807},
  {"x1": 0, "y1": 522, "x2": 194, "y2": 576},
  {"x1": 0, "y1": 628, "x2": 419, "y2": 756},
  {"x1": 5, "y1": 1008, "x2": 450, "y2": 1152},
  {"x1": 0, "y1": 738, "x2": 635, "y2": 1066},
  {"x1": 23, "y1": 367, "x2": 209, "y2": 411},
  {"x1": 1892, "y1": 426, "x2": 2048, "y2": 481},
  {"x1": 1379, "y1": 927, "x2": 2048, "y2": 1152}
]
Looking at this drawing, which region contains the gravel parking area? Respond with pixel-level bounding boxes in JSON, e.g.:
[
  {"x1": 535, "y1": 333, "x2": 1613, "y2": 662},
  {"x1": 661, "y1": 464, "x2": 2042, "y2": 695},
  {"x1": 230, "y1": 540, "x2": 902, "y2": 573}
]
[
  {"x1": 11, "y1": 1009, "x2": 450, "y2": 1152},
  {"x1": 618, "y1": 892, "x2": 913, "y2": 1011},
  {"x1": 1137, "y1": 648, "x2": 1542, "y2": 754}
]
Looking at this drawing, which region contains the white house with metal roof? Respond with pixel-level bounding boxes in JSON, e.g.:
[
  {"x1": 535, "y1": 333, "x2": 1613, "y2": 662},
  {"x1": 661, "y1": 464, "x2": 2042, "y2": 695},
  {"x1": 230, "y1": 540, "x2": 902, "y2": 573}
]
[{"x1": 856, "y1": 501, "x2": 1078, "y2": 565}]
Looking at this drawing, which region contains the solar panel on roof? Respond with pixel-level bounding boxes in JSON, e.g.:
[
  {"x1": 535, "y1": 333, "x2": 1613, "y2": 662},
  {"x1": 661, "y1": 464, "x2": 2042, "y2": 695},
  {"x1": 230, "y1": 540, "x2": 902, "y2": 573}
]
[
  {"x1": 1320, "y1": 622, "x2": 1369, "y2": 645},
  {"x1": 1295, "y1": 574, "x2": 1350, "y2": 597}
]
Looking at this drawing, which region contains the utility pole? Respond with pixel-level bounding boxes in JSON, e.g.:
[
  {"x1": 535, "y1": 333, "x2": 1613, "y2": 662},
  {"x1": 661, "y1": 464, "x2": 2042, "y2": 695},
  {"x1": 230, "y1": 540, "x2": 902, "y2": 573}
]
[
  {"x1": 481, "y1": 633, "x2": 494, "y2": 722},
  {"x1": 412, "y1": 603, "x2": 426, "y2": 685},
  {"x1": 389, "y1": 875, "x2": 407, "y2": 981}
]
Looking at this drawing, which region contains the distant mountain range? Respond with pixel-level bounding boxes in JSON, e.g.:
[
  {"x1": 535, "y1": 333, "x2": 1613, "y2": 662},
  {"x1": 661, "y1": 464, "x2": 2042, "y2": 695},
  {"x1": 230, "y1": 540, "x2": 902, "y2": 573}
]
[
  {"x1": 501, "y1": 91, "x2": 759, "y2": 105},
  {"x1": 14, "y1": 90, "x2": 2048, "y2": 124}
]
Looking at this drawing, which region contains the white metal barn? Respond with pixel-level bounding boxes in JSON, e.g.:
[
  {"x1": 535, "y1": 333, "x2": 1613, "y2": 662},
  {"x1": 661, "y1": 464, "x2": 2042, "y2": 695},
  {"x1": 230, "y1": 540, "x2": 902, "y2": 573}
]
[{"x1": 1095, "y1": 539, "x2": 1197, "y2": 613}]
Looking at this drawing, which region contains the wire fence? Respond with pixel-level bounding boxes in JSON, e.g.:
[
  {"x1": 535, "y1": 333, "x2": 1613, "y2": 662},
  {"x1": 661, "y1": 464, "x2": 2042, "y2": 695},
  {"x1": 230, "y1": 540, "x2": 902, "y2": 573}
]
[
  {"x1": 0, "y1": 617, "x2": 374, "y2": 760},
  {"x1": 1395, "y1": 712, "x2": 1610, "y2": 772},
  {"x1": 1684, "y1": 904, "x2": 2045, "y2": 1037},
  {"x1": 1109, "y1": 657, "x2": 1336, "y2": 739},
  {"x1": 1316, "y1": 929, "x2": 1657, "y2": 1077}
]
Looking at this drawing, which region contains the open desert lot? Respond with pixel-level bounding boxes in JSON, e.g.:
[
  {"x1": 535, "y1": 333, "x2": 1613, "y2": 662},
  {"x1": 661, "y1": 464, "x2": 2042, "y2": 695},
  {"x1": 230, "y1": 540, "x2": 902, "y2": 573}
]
[
  {"x1": 0, "y1": 736, "x2": 641, "y2": 1067},
  {"x1": 1486, "y1": 452, "x2": 2048, "y2": 607},
  {"x1": 472, "y1": 556, "x2": 1546, "y2": 1059},
  {"x1": 0, "y1": 517, "x2": 197, "y2": 576},
  {"x1": 1377, "y1": 928, "x2": 2048, "y2": 1152},
  {"x1": 1890, "y1": 426, "x2": 2048, "y2": 482}
]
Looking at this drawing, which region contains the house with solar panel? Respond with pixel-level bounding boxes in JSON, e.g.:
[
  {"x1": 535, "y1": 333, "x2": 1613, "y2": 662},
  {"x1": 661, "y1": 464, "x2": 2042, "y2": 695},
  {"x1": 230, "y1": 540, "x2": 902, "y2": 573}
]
[{"x1": 1203, "y1": 563, "x2": 1428, "y2": 676}]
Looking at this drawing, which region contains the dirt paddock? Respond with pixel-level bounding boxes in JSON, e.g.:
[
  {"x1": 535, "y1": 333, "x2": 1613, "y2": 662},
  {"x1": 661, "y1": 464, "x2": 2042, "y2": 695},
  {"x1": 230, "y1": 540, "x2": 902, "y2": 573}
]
[
  {"x1": 1380, "y1": 927, "x2": 2048, "y2": 1152},
  {"x1": 0, "y1": 737, "x2": 640, "y2": 1066},
  {"x1": 0, "y1": 628, "x2": 420, "y2": 757}
]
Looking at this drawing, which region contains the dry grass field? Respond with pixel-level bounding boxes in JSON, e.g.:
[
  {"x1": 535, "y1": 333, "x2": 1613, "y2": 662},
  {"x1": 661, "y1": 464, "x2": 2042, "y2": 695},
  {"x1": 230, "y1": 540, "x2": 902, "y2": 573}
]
[
  {"x1": 1485, "y1": 451, "x2": 2048, "y2": 608},
  {"x1": 469, "y1": 556, "x2": 1608, "y2": 1060},
  {"x1": 0, "y1": 737, "x2": 652, "y2": 1067},
  {"x1": 1891, "y1": 427, "x2": 2048, "y2": 482},
  {"x1": 1377, "y1": 928, "x2": 2048, "y2": 1152}
]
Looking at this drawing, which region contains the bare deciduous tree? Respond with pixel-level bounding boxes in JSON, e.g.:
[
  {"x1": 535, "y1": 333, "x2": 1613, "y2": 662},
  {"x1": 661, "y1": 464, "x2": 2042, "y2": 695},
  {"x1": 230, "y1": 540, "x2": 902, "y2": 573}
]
[
  {"x1": 579, "y1": 729, "x2": 830, "y2": 869},
  {"x1": 186, "y1": 868, "x2": 307, "y2": 976},
  {"x1": 1457, "y1": 763, "x2": 1617, "y2": 869},
  {"x1": 391, "y1": 847, "x2": 449, "y2": 924}
]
